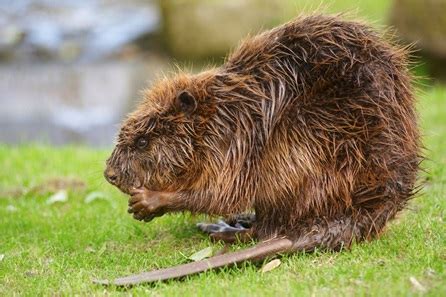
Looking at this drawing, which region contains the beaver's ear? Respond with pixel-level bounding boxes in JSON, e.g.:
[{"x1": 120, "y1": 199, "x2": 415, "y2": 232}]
[{"x1": 175, "y1": 90, "x2": 197, "y2": 114}]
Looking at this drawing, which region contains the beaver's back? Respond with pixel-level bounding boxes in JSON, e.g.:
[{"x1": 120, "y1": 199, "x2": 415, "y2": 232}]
[{"x1": 220, "y1": 15, "x2": 419, "y2": 237}]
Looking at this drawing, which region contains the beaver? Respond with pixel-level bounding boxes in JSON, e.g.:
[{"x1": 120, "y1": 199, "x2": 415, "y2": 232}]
[{"x1": 98, "y1": 14, "x2": 420, "y2": 285}]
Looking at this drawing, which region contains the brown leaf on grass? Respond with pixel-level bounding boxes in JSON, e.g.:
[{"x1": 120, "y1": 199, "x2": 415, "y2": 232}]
[
  {"x1": 97, "y1": 243, "x2": 107, "y2": 257},
  {"x1": 25, "y1": 270, "x2": 39, "y2": 278},
  {"x1": 425, "y1": 268, "x2": 436, "y2": 278},
  {"x1": 85, "y1": 246, "x2": 96, "y2": 253},
  {"x1": 43, "y1": 258, "x2": 54, "y2": 267},
  {"x1": 260, "y1": 259, "x2": 281, "y2": 273},
  {"x1": 409, "y1": 276, "x2": 427, "y2": 293}
]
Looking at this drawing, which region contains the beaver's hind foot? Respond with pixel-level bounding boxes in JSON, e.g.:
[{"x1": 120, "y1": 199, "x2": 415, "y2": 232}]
[{"x1": 197, "y1": 214, "x2": 256, "y2": 243}]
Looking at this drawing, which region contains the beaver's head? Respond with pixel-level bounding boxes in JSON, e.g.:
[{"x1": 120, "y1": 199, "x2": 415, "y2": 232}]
[{"x1": 104, "y1": 72, "x2": 217, "y2": 195}]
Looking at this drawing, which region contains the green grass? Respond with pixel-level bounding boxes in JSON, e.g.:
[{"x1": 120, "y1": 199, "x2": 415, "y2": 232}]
[{"x1": 0, "y1": 86, "x2": 445, "y2": 296}]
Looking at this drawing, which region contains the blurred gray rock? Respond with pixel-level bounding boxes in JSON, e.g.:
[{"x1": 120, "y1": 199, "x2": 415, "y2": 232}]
[
  {"x1": 0, "y1": 55, "x2": 169, "y2": 146},
  {"x1": 83, "y1": 5, "x2": 159, "y2": 61},
  {"x1": 0, "y1": 0, "x2": 160, "y2": 62}
]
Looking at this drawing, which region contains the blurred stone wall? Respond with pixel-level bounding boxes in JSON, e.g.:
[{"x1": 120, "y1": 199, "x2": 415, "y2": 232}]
[
  {"x1": 160, "y1": 0, "x2": 282, "y2": 60},
  {"x1": 390, "y1": 0, "x2": 446, "y2": 79}
]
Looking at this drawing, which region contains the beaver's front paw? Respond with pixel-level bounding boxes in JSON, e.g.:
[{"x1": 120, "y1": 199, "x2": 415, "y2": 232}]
[{"x1": 128, "y1": 188, "x2": 174, "y2": 222}]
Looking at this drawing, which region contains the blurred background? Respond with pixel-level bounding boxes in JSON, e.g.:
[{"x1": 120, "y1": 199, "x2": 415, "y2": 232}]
[{"x1": 0, "y1": 0, "x2": 445, "y2": 147}]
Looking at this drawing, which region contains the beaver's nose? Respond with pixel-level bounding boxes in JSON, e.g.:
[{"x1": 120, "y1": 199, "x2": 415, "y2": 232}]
[{"x1": 104, "y1": 167, "x2": 118, "y2": 184}]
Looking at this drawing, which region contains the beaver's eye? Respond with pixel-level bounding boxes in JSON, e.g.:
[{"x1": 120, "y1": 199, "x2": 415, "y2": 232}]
[{"x1": 136, "y1": 137, "x2": 148, "y2": 149}]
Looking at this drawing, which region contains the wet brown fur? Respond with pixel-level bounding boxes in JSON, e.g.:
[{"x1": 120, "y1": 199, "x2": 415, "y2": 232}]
[{"x1": 106, "y1": 14, "x2": 420, "y2": 251}]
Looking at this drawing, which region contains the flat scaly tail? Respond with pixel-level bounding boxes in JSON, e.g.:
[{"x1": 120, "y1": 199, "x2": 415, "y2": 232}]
[{"x1": 93, "y1": 237, "x2": 293, "y2": 286}]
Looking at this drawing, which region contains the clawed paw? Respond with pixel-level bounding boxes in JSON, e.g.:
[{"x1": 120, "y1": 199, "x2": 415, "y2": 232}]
[{"x1": 127, "y1": 188, "x2": 173, "y2": 222}]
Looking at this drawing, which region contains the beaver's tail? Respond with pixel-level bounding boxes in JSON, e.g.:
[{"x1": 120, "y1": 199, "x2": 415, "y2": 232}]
[{"x1": 93, "y1": 237, "x2": 294, "y2": 286}]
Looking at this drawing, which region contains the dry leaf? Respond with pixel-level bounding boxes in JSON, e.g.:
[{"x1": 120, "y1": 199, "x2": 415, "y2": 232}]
[
  {"x1": 409, "y1": 276, "x2": 427, "y2": 293},
  {"x1": 43, "y1": 258, "x2": 53, "y2": 266},
  {"x1": 25, "y1": 270, "x2": 38, "y2": 278},
  {"x1": 97, "y1": 243, "x2": 107, "y2": 257},
  {"x1": 188, "y1": 247, "x2": 213, "y2": 261},
  {"x1": 84, "y1": 191, "x2": 108, "y2": 204},
  {"x1": 85, "y1": 246, "x2": 96, "y2": 253},
  {"x1": 6, "y1": 205, "x2": 17, "y2": 212},
  {"x1": 425, "y1": 268, "x2": 436, "y2": 278},
  {"x1": 261, "y1": 259, "x2": 281, "y2": 273},
  {"x1": 46, "y1": 190, "x2": 68, "y2": 205}
]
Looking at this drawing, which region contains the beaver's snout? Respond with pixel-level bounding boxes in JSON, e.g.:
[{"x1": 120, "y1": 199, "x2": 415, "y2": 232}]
[
  {"x1": 104, "y1": 162, "x2": 139, "y2": 195},
  {"x1": 104, "y1": 166, "x2": 118, "y2": 185}
]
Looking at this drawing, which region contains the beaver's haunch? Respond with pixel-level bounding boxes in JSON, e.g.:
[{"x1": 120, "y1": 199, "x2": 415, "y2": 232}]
[{"x1": 99, "y1": 14, "x2": 420, "y2": 285}]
